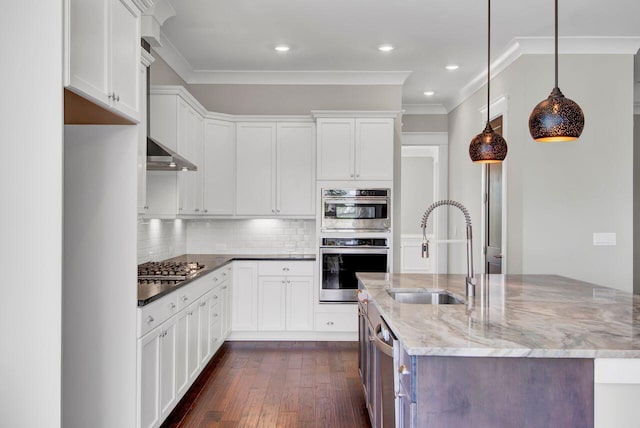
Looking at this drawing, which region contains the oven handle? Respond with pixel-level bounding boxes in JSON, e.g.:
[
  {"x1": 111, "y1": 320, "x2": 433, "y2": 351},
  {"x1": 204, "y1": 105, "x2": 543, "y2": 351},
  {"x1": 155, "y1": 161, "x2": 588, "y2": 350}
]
[
  {"x1": 320, "y1": 247, "x2": 389, "y2": 255},
  {"x1": 323, "y1": 198, "x2": 388, "y2": 205}
]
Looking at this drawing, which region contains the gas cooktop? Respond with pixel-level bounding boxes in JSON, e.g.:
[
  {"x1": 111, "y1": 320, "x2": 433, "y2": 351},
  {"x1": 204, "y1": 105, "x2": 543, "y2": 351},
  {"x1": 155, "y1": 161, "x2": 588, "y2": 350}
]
[{"x1": 137, "y1": 261, "x2": 205, "y2": 283}]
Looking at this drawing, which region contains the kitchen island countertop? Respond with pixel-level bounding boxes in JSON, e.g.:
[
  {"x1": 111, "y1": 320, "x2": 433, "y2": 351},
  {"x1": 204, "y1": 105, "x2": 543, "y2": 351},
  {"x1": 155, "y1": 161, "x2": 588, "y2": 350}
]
[
  {"x1": 138, "y1": 253, "x2": 315, "y2": 306},
  {"x1": 357, "y1": 272, "x2": 640, "y2": 358}
]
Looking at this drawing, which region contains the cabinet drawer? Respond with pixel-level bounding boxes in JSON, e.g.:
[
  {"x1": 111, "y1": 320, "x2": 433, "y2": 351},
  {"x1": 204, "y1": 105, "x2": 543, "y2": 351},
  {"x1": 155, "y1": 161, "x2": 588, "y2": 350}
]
[
  {"x1": 138, "y1": 292, "x2": 179, "y2": 337},
  {"x1": 177, "y1": 277, "x2": 210, "y2": 310},
  {"x1": 208, "y1": 266, "x2": 232, "y2": 286},
  {"x1": 258, "y1": 260, "x2": 314, "y2": 276},
  {"x1": 315, "y1": 311, "x2": 358, "y2": 332}
]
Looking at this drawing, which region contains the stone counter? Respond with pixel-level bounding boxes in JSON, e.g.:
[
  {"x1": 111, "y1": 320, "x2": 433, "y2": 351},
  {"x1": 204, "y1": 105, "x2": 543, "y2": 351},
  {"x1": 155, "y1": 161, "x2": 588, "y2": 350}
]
[{"x1": 356, "y1": 273, "x2": 640, "y2": 358}]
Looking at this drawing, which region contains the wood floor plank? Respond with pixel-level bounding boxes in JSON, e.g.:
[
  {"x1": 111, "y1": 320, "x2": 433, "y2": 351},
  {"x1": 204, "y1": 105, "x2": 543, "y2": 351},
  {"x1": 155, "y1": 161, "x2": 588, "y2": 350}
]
[{"x1": 161, "y1": 341, "x2": 371, "y2": 428}]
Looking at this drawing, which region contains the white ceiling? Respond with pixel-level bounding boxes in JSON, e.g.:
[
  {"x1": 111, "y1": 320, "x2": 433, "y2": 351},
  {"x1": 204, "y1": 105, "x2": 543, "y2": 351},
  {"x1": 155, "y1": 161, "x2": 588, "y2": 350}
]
[{"x1": 156, "y1": 0, "x2": 640, "y2": 111}]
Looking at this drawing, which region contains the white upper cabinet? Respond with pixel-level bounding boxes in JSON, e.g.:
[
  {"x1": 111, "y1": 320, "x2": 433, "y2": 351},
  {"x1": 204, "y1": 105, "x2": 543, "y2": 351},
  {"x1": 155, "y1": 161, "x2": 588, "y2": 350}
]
[
  {"x1": 276, "y1": 123, "x2": 316, "y2": 216},
  {"x1": 235, "y1": 123, "x2": 277, "y2": 216},
  {"x1": 236, "y1": 122, "x2": 315, "y2": 217},
  {"x1": 317, "y1": 117, "x2": 394, "y2": 181},
  {"x1": 202, "y1": 119, "x2": 236, "y2": 215},
  {"x1": 149, "y1": 91, "x2": 204, "y2": 216},
  {"x1": 64, "y1": 0, "x2": 141, "y2": 122}
]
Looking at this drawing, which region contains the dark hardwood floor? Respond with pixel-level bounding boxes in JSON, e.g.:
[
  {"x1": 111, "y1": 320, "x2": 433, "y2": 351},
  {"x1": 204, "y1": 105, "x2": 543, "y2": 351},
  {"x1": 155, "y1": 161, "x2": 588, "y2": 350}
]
[{"x1": 161, "y1": 341, "x2": 371, "y2": 428}]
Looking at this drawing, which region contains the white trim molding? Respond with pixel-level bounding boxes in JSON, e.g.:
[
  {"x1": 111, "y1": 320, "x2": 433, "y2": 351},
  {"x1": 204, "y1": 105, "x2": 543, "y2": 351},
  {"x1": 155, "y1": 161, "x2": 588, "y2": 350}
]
[
  {"x1": 448, "y1": 36, "x2": 640, "y2": 112},
  {"x1": 402, "y1": 104, "x2": 448, "y2": 115},
  {"x1": 311, "y1": 110, "x2": 400, "y2": 119},
  {"x1": 140, "y1": 49, "x2": 155, "y2": 67},
  {"x1": 141, "y1": 0, "x2": 175, "y2": 46}
]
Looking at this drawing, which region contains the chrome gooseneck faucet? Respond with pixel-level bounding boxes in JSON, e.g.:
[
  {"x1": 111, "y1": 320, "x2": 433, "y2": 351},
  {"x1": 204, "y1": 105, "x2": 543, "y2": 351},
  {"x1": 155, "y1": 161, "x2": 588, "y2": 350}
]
[{"x1": 421, "y1": 200, "x2": 476, "y2": 297}]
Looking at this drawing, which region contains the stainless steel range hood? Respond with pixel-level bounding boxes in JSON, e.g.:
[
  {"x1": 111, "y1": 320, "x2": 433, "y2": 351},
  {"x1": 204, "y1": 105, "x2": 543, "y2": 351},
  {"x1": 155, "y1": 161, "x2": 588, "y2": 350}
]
[
  {"x1": 147, "y1": 136, "x2": 197, "y2": 171},
  {"x1": 144, "y1": 41, "x2": 197, "y2": 172}
]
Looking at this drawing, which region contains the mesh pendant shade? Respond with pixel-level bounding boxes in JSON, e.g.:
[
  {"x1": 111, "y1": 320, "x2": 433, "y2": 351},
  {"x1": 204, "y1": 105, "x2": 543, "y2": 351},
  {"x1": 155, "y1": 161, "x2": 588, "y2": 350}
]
[
  {"x1": 468, "y1": 0, "x2": 507, "y2": 163},
  {"x1": 529, "y1": 0, "x2": 585, "y2": 142},
  {"x1": 469, "y1": 122, "x2": 508, "y2": 163},
  {"x1": 529, "y1": 87, "x2": 584, "y2": 142}
]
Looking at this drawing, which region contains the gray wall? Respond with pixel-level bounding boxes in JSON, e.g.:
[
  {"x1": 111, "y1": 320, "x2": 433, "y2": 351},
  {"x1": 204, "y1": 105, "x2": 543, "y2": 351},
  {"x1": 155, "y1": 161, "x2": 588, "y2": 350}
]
[
  {"x1": 402, "y1": 114, "x2": 448, "y2": 132},
  {"x1": 448, "y1": 54, "x2": 634, "y2": 292},
  {"x1": 635, "y1": 113, "x2": 640, "y2": 294}
]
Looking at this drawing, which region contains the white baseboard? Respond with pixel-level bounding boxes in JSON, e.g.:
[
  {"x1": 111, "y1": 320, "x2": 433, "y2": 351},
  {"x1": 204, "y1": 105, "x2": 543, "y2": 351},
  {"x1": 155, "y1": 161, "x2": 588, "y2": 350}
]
[{"x1": 227, "y1": 330, "x2": 358, "y2": 341}]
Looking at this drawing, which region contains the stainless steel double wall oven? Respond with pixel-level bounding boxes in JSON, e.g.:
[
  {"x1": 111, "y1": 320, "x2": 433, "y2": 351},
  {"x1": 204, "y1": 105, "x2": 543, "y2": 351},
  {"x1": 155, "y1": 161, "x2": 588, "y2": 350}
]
[{"x1": 320, "y1": 188, "x2": 390, "y2": 302}]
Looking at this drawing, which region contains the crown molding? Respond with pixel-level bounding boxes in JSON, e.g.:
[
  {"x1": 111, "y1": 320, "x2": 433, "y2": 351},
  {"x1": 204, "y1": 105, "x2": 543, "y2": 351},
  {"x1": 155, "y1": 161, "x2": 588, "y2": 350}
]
[
  {"x1": 187, "y1": 70, "x2": 412, "y2": 85},
  {"x1": 311, "y1": 110, "x2": 401, "y2": 119},
  {"x1": 447, "y1": 36, "x2": 640, "y2": 112},
  {"x1": 233, "y1": 115, "x2": 313, "y2": 123},
  {"x1": 140, "y1": 49, "x2": 155, "y2": 67},
  {"x1": 152, "y1": 32, "x2": 195, "y2": 81},
  {"x1": 402, "y1": 104, "x2": 447, "y2": 115},
  {"x1": 132, "y1": 0, "x2": 155, "y2": 12},
  {"x1": 141, "y1": 0, "x2": 175, "y2": 46},
  {"x1": 150, "y1": 85, "x2": 207, "y2": 116}
]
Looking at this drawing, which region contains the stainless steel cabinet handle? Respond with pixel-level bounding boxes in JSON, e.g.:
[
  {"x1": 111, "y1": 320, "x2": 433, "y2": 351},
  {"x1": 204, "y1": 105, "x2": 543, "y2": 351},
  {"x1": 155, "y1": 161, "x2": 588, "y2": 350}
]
[
  {"x1": 143, "y1": 206, "x2": 149, "y2": 210},
  {"x1": 178, "y1": 207, "x2": 183, "y2": 211},
  {"x1": 108, "y1": 93, "x2": 114, "y2": 100},
  {"x1": 169, "y1": 303, "x2": 176, "y2": 310},
  {"x1": 327, "y1": 321, "x2": 334, "y2": 326},
  {"x1": 286, "y1": 280, "x2": 290, "y2": 284},
  {"x1": 281, "y1": 280, "x2": 285, "y2": 284},
  {"x1": 222, "y1": 286, "x2": 228, "y2": 290},
  {"x1": 194, "y1": 208, "x2": 200, "y2": 212},
  {"x1": 182, "y1": 296, "x2": 188, "y2": 302},
  {"x1": 356, "y1": 174, "x2": 360, "y2": 178},
  {"x1": 350, "y1": 173, "x2": 354, "y2": 178},
  {"x1": 115, "y1": 94, "x2": 120, "y2": 102},
  {"x1": 200, "y1": 301, "x2": 206, "y2": 307},
  {"x1": 188, "y1": 311, "x2": 193, "y2": 316},
  {"x1": 395, "y1": 392, "x2": 407, "y2": 398},
  {"x1": 204, "y1": 209, "x2": 208, "y2": 213},
  {"x1": 282, "y1": 267, "x2": 290, "y2": 272},
  {"x1": 146, "y1": 316, "x2": 154, "y2": 324},
  {"x1": 213, "y1": 295, "x2": 219, "y2": 300}
]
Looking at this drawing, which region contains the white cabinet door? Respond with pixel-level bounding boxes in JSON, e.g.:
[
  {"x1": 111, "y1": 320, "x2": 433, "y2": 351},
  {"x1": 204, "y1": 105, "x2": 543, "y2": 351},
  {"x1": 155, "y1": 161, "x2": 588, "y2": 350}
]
[
  {"x1": 108, "y1": 0, "x2": 140, "y2": 121},
  {"x1": 276, "y1": 123, "x2": 315, "y2": 216},
  {"x1": 158, "y1": 318, "x2": 177, "y2": 421},
  {"x1": 286, "y1": 276, "x2": 314, "y2": 331},
  {"x1": 186, "y1": 303, "x2": 200, "y2": 383},
  {"x1": 65, "y1": 0, "x2": 110, "y2": 107},
  {"x1": 355, "y1": 118, "x2": 394, "y2": 180},
  {"x1": 177, "y1": 99, "x2": 194, "y2": 215},
  {"x1": 316, "y1": 118, "x2": 355, "y2": 180},
  {"x1": 232, "y1": 262, "x2": 258, "y2": 331},
  {"x1": 64, "y1": 0, "x2": 140, "y2": 122},
  {"x1": 236, "y1": 123, "x2": 276, "y2": 215},
  {"x1": 139, "y1": 329, "x2": 160, "y2": 428},
  {"x1": 175, "y1": 309, "x2": 189, "y2": 398},
  {"x1": 258, "y1": 277, "x2": 286, "y2": 331},
  {"x1": 221, "y1": 280, "x2": 231, "y2": 338},
  {"x1": 203, "y1": 119, "x2": 236, "y2": 215},
  {"x1": 197, "y1": 293, "x2": 211, "y2": 369}
]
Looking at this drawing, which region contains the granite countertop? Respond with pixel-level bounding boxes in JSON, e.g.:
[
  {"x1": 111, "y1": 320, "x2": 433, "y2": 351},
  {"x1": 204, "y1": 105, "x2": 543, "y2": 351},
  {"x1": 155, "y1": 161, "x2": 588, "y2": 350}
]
[
  {"x1": 138, "y1": 253, "x2": 316, "y2": 306},
  {"x1": 357, "y1": 272, "x2": 640, "y2": 358}
]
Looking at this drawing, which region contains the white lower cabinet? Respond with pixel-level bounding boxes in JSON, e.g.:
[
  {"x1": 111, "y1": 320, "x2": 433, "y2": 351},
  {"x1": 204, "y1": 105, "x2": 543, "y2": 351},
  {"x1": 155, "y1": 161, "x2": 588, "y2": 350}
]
[
  {"x1": 137, "y1": 266, "x2": 232, "y2": 428},
  {"x1": 235, "y1": 261, "x2": 314, "y2": 335}
]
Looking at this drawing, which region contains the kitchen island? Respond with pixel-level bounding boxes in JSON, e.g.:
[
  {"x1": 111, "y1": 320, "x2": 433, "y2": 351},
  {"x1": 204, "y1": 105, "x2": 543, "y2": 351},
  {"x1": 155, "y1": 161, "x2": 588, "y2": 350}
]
[{"x1": 357, "y1": 273, "x2": 640, "y2": 428}]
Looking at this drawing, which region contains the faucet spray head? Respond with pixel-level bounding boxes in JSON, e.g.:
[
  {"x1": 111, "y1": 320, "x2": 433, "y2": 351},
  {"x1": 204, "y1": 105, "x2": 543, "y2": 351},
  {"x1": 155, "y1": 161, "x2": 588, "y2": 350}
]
[{"x1": 421, "y1": 239, "x2": 429, "y2": 258}]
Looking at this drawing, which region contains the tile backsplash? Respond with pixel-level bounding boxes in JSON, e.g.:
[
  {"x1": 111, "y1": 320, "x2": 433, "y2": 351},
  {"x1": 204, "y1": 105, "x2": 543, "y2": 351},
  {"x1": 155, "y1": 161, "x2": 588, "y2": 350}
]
[
  {"x1": 137, "y1": 218, "x2": 316, "y2": 263},
  {"x1": 137, "y1": 218, "x2": 187, "y2": 264},
  {"x1": 187, "y1": 219, "x2": 316, "y2": 254}
]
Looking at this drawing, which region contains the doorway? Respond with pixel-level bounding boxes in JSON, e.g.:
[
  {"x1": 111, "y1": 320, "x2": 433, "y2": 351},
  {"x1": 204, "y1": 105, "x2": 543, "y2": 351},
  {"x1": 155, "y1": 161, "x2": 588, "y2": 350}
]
[{"x1": 485, "y1": 116, "x2": 503, "y2": 274}]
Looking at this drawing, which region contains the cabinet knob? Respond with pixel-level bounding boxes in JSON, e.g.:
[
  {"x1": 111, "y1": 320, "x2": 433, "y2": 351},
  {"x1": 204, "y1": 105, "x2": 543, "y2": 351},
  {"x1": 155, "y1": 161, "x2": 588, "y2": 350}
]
[
  {"x1": 276, "y1": 209, "x2": 280, "y2": 213},
  {"x1": 188, "y1": 311, "x2": 193, "y2": 316},
  {"x1": 195, "y1": 208, "x2": 200, "y2": 212},
  {"x1": 222, "y1": 285, "x2": 228, "y2": 290},
  {"x1": 350, "y1": 174, "x2": 354, "y2": 178},
  {"x1": 213, "y1": 277, "x2": 219, "y2": 281},
  {"x1": 398, "y1": 364, "x2": 410, "y2": 375},
  {"x1": 146, "y1": 315, "x2": 154, "y2": 324},
  {"x1": 287, "y1": 280, "x2": 291, "y2": 284},
  {"x1": 182, "y1": 296, "x2": 188, "y2": 302},
  {"x1": 356, "y1": 174, "x2": 360, "y2": 178},
  {"x1": 282, "y1": 267, "x2": 290, "y2": 272},
  {"x1": 327, "y1": 321, "x2": 334, "y2": 326},
  {"x1": 115, "y1": 94, "x2": 120, "y2": 102},
  {"x1": 200, "y1": 301, "x2": 206, "y2": 307},
  {"x1": 108, "y1": 92, "x2": 114, "y2": 100},
  {"x1": 213, "y1": 295, "x2": 219, "y2": 300},
  {"x1": 271, "y1": 209, "x2": 275, "y2": 214},
  {"x1": 395, "y1": 392, "x2": 407, "y2": 399},
  {"x1": 143, "y1": 206, "x2": 149, "y2": 210},
  {"x1": 213, "y1": 313, "x2": 219, "y2": 318},
  {"x1": 169, "y1": 302, "x2": 176, "y2": 310},
  {"x1": 204, "y1": 209, "x2": 208, "y2": 213},
  {"x1": 179, "y1": 207, "x2": 183, "y2": 211},
  {"x1": 222, "y1": 272, "x2": 227, "y2": 277}
]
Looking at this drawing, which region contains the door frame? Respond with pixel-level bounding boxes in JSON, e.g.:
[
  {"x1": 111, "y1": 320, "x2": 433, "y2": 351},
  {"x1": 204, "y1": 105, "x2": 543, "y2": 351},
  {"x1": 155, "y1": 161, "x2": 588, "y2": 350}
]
[
  {"x1": 479, "y1": 96, "x2": 509, "y2": 274},
  {"x1": 400, "y1": 132, "x2": 448, "y2": 273}
]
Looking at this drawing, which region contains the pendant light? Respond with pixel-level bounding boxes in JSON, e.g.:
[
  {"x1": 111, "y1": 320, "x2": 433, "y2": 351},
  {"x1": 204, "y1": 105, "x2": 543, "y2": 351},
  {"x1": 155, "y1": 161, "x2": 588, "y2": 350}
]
[
  {"x1": 528, "y1": 0, "x2": 584, "y2": 142},
  {"x1": 469, "y1": 0, "x2": 507, "y2": 163}
]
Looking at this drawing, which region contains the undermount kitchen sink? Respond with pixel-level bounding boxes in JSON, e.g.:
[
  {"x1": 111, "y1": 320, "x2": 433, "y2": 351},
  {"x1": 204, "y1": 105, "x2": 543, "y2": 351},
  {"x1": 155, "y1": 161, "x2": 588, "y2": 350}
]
[{"x1": 386, "y1": 288, "x2": 465, "y2": 305}]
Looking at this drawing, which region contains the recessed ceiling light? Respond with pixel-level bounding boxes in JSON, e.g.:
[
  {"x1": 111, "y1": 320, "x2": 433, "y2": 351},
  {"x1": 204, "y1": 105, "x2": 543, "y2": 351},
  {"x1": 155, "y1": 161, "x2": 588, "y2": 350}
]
[
  {"x1": 378, "y1": 44, "x2": 395, "y2": 52},
  {"x1": 274, "y1": 45, "x2": 290, "y2": 52},
  {"x1": 424, "y1": 91, "x2": 435, "y2": 96},
  {"x1": 445, "y1": 64, "x2": 459, "y2": 70}
]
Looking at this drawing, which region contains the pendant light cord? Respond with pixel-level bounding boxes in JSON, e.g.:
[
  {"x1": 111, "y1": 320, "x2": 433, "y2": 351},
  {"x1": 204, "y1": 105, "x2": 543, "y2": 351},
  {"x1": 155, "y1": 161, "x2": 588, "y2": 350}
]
[
  {"x1": 487, "y1": 0, "x2": 491, "y2": 124},
  {"x1": 554, "y1": 0, "x2": 558, "y2": 89}
]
